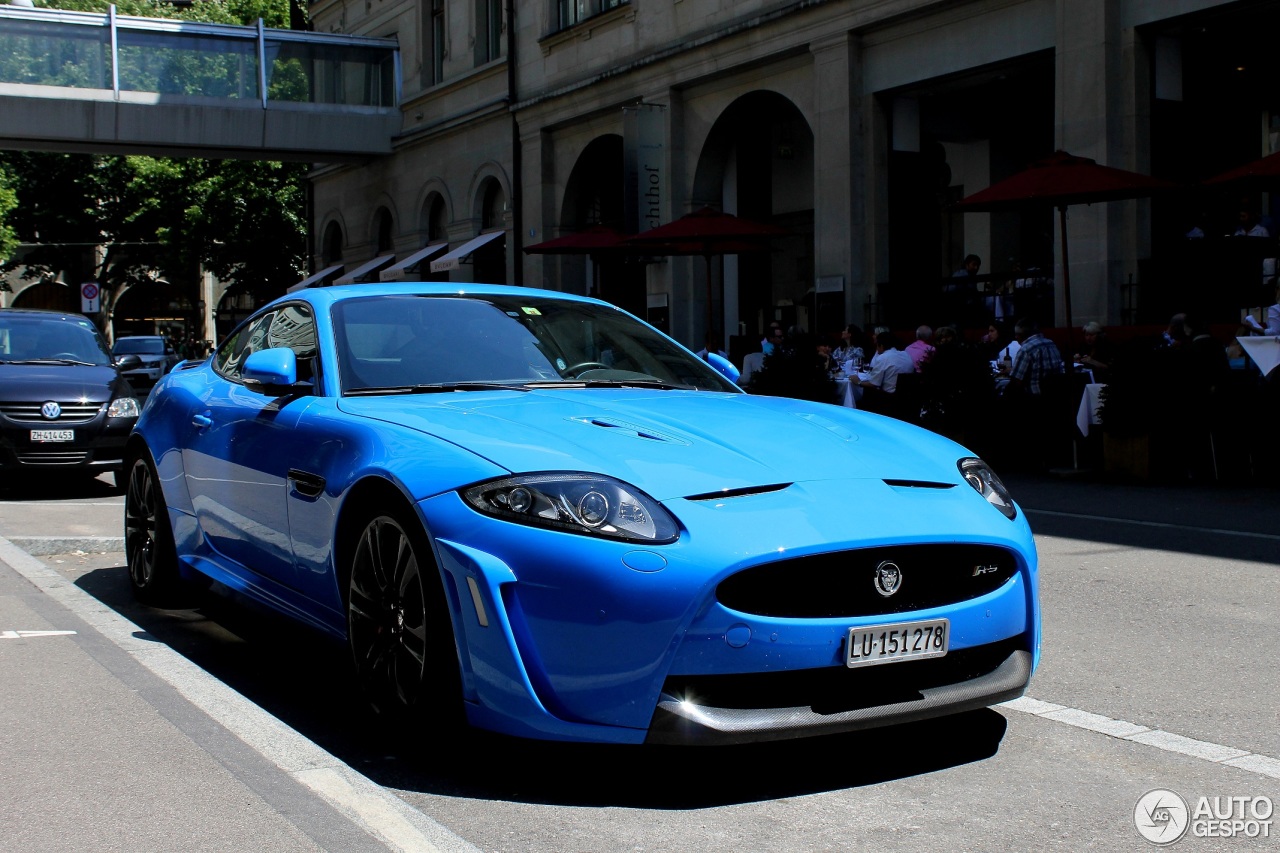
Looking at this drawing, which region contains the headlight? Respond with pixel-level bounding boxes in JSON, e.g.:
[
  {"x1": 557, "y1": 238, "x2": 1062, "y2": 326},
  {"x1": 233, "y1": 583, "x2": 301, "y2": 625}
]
[
  {"x1": 462, "y1": 472, "x2": 680, "y2": 544},
  {"x1": 958, "y1": 458, "x2": 1017, "y2": 520},
  {"x1": 107, "y1": 396, "x2": 141, "y2": 418}
]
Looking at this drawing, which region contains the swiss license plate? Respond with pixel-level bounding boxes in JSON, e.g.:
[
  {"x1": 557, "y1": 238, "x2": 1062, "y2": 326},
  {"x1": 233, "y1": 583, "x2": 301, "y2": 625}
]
[
  {"x1": 30, "y1": 429, "x2": 74, "y2": 442},
  {"x1": 846, "y1": 618, "x2": 949, "y2": 669}
]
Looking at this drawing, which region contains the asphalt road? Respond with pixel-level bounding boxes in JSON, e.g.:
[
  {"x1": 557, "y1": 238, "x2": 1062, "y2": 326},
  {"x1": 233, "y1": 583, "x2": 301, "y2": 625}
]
[{"x1": 0, "y1": 470, "x2": 1277, "y2": 851}]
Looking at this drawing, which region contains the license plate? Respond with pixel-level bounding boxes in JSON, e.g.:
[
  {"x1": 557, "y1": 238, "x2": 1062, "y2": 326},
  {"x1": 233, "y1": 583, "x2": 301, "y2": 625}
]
[
  {"x1": 846, "y1": 618, "x2": 949, "y2": 668},
  {"x1": 30, "y1": 429, "x2": 74, "y2": 442}
]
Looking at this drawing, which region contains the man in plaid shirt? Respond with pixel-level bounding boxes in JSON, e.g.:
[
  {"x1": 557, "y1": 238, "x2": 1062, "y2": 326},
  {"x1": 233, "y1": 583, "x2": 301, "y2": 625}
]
[{"x1": 1007, "y1": 317, "x2": 1064, "y2": 395}]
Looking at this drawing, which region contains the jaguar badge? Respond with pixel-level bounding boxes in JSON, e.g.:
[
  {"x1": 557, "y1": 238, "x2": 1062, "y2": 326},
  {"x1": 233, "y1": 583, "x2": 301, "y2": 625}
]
[{"x1": 873, "y1": 560, "x2": 902, "y2": 597}]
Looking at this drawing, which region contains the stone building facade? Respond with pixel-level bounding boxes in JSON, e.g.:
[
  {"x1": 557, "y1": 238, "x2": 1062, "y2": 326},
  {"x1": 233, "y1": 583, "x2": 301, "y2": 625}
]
[{"x1": 308, "y1": 0, "x2": 1279, "y2": 350}]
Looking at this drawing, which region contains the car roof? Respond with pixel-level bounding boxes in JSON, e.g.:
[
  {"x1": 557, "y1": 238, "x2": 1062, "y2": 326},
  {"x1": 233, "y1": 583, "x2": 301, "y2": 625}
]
[
  {"x1": 273, "y1": 281, "x2": 611, "y2": 312},
  {"x1": 0, "y1": 307, "x2": 96, "y2": 321}
]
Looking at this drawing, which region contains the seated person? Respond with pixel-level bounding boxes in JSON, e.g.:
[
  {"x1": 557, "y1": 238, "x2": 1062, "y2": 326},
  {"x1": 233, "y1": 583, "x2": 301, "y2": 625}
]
[
  {"x1": 852, "y1": 330, "x2": 914, "y2": 408},
  {"x1": 1243, "y1": 283, "x2": 1280, "y2": 336},
  {"x1": 1072, "y1": 321, "x2": 1114, "y2": 382}
]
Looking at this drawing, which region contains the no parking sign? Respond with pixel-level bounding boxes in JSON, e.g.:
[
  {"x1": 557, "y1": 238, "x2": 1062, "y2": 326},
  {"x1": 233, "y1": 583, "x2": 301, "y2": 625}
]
[{"x1": 80, "y1": 282, "x2": 100, "y2": 313}]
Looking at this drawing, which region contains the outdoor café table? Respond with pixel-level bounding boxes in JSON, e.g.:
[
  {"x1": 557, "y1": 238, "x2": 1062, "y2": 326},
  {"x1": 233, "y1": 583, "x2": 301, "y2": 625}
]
[
  {"x1": 833, "y1": 376, "x2": 857, "y2": 408},
  {"x1": 1076, "y1": 383, "x2": 1106, "y2": 437},
  {"x1": 1237, "y1": 336, "x2": 1280, "y2": 377}
]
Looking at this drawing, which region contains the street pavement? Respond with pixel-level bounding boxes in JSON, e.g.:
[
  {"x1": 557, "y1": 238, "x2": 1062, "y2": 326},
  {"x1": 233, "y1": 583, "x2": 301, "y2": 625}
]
[{"x1": 0, "y1": 470, "x2": 1277, "y2": 851}]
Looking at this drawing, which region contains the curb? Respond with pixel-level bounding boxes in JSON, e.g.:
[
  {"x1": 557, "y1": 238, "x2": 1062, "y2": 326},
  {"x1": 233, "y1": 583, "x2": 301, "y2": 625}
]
[{"x1": 6, "y1": 535, "x2": 125, "y2": 555}]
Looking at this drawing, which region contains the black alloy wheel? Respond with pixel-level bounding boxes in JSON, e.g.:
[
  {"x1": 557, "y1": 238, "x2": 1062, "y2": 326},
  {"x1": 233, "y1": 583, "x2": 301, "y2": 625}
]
[
  {"x1": 348, "y1": 510, "x2": 460, "y2": 723},
  {"x1": 123, "y1": 452, "x2": 180, "y2": 605}
]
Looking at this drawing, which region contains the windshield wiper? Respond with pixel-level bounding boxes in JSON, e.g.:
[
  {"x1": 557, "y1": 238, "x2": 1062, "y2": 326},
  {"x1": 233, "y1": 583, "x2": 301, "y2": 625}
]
[
  {"x1": 523, "y1": 379, "x2": 694, "y2": 391},
  {"x1": 345, "y1": 381, "x2": 530, "y2": 396},
  {"x1": 2, "y1": 357, "x2": 99, "y2": 367}
]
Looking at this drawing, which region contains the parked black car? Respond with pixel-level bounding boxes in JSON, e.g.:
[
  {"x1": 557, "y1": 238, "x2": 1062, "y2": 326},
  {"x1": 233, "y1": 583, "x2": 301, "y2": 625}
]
[{"x1": 0, "y1": 308, "x2": 141, "y2": 478}]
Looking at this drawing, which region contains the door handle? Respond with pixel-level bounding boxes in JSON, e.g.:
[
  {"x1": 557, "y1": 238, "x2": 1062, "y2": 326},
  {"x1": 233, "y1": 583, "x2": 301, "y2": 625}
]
[
  {"x1": 288, "y1": 469, "x2": 326, "y2": 499},
  {"x1": 192, "y1": 413, "x2": 212, "y2": 428}
]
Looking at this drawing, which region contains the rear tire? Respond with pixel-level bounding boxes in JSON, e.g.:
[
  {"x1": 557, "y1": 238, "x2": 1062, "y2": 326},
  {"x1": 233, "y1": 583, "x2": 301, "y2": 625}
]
[
  {"x1": 346, "y1": 505, "x2": 464, "y2": 732},
  {"x1": 123, "y1": 449, "x2": 182, "y2": 606}
]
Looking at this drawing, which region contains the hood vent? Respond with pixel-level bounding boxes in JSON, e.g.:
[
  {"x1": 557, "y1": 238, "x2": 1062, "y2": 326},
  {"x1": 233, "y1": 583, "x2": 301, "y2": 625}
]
[
  {"x1": 883, "y1": 479, "x2": 955, "y2": 490},
  {"x1": 684, "y1": 483, "x2": 791, "y2": 502},
  {"x1": 569, "y1": 416, "x2": 688, "y2": 445}
]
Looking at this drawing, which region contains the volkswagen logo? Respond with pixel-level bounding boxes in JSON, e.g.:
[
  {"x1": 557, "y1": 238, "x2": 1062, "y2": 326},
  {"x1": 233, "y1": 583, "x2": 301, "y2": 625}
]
[
  {"x1": 40, "y1": 401, "x2": 62, "y2": 420},
  {"x1": 873, "y1": 560, "x2": 903, "y2": 597}
]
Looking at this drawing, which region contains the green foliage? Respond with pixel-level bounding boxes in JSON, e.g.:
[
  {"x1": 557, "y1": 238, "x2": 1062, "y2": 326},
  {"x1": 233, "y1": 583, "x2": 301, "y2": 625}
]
[{"x1": 0, "y1": 0, "x2": 308, "y2": 312}]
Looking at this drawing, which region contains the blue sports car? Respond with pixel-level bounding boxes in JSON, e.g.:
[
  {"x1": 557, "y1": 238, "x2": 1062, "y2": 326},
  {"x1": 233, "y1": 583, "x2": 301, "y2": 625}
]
[{"x1": 125, "y1": 282, "x2": 1040, "y2": 745}]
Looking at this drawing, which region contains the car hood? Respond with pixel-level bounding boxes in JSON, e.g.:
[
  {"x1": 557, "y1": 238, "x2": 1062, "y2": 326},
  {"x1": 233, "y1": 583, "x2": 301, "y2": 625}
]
[
  {"x1": 336, "y1": 390, "x2": 970, "y2": 500},
  {"x1": 0, "y1": 363, "x2": 123, "y2": 402}
]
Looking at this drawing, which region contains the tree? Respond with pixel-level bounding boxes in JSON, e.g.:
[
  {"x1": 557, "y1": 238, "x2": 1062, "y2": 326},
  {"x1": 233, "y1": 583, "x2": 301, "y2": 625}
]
[
  {"x1": 0, "y1": 0, "x2": 306, "y2": 335},
  {"x1": 0, "y1": 166, "x2": 17, "y2": 273}
]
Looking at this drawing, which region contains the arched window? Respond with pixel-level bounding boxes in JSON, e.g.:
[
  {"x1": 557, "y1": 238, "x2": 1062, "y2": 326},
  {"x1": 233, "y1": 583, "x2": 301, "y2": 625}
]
[
  {"x1": 425, "y1": 195, "x2": 447, "y2": 242},
  {"x1": 374, "y1": 208, "x2": 394, "y2": 253},
  {"x1": 481, "y1": 180, "x2": 506, "y2": 231},
  {"x1": 323, "y1": 222, "x2": 344, "y2": 264}
]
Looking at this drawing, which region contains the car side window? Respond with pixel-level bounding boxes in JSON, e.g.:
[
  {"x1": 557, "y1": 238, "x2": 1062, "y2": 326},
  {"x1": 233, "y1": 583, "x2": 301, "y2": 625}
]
[{"x1": 214, "y1": 304, "x2": 317, "y2": 384}]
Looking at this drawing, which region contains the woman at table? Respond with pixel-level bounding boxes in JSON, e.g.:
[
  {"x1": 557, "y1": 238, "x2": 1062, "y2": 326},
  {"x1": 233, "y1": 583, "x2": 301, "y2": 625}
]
[{"x1": 1243, "y1": 282, "x2": 1280, "y2": 336}]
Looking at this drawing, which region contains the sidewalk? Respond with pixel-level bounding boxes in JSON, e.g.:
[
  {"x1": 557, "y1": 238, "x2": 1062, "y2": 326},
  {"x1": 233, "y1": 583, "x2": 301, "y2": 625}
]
[{"x1": 0, "y1": 536, "x2": 477, "y2": 853}]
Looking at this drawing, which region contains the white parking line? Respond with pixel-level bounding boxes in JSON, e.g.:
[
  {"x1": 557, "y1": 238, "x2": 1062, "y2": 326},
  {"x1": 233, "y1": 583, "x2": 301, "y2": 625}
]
[
  {"x1": 1024, "y1": 508, "x2": 1280, "y2": 541},
  {"x1": 0, "y1": 535, "x2": 478, "y2": 853},
  {"x1": 1001, "y1": 696, "x2": 1280, "y2": 780}
]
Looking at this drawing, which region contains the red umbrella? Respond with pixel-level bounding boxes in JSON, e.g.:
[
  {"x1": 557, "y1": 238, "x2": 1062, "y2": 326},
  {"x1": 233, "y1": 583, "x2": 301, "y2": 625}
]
[
  {"x1": 523, "y1": 224, "x2": 629, "y2": 254},
  {"x1": 624, "y1": 207, "x2": 788, "y2": 328},
  {"x1": 1204, "y1": 150, "x2": 1280, "y2": 189},
  {"x1": 523, "y1": 225, "x2": 634, "y2": 297},
  {"x1": 955, "y1": 151, "x2": 1178, "y2": 344}
]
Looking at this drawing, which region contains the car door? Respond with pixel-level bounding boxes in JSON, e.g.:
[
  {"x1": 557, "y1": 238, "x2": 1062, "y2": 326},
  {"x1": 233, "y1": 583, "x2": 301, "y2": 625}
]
[{"x1": 182, "y1": 304, "x2": 318, "y2": 589}]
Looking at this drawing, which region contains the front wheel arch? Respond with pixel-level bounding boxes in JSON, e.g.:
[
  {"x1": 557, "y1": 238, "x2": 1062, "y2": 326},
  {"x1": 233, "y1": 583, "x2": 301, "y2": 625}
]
[{"x1": 336, "y1": 478, "x2": 465, "y2": 726}]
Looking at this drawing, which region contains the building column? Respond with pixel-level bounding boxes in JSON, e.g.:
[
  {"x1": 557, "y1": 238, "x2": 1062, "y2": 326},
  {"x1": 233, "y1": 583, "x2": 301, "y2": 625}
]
[
  {"x1": 810, "y1": 32, "x2": 865, "y2": 328},
  {"x1": 1056, "y1": 0, "x2": 1136, "y2": 328}
]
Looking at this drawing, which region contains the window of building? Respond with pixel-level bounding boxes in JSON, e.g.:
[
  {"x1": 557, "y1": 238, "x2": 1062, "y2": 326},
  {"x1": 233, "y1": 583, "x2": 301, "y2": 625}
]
[
  {"x1": 481, "y1": 180, "x2": 506, "y2": 230},
  {"x1": 475, "y1": 0, "x2": 503, "y2": 65},
  {"x1": 557, "y1": 0, "x2": 625, "y2": 31},
  {"x1": 375, "y1": 208, "x2": 394, "y2": 253},
  {"x1": 323, "y1": 222, "x2": 344, "y2": 265},
  {"x1": 427, "y1": 0, "x2": 445, "y2": 85},
  {"x1": 425, "y1": 195, "x2": 447, "y2": 242}
]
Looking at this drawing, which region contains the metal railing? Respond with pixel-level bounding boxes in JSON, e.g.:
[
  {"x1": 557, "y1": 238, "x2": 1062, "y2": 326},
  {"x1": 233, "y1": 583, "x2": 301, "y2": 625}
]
[{"x1": 0, "y1": 4, "x2": 399, "y2": 109}]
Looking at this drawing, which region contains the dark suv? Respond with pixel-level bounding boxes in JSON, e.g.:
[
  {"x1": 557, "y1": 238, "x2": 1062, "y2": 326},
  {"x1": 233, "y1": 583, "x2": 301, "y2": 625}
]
[
  {"x1": 0, "y1": 308, "x2": 141, "y2": 477},
  {"x1": 111, "y1": 335, "x2": 180, "y2": 393}
]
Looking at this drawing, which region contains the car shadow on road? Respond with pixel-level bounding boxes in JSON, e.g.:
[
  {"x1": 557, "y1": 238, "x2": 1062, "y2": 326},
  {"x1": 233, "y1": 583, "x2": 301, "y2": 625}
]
[
  {"x1": 0, "y1": 471, "x2": 122, "y2": 500},
  {"x1": 72, "y1": 563, "x2": 1010, "y2": 809}
]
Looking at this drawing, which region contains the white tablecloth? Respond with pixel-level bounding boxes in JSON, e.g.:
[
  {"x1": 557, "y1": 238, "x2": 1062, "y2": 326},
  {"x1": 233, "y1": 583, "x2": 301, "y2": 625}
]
[
  {"x1": 1076, "y1": 383, "x2": 1106, "y2": 436},
  {"x1": 1237, "y1": 336, "x2": 1280, "y2": 376},
  {"x1": 834, "y1": 377, "x2": 856, "y2": 408}
]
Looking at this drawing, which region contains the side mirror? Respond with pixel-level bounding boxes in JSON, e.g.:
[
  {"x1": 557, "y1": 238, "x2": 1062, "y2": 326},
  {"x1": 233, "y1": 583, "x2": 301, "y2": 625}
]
[
  {"x1": 115, "y1": 354, "x2": 142, "y2": 369},
  {"x1": 243, "y1": 347, "x2": 309, "y2": 397},
  {"x1": 705, "y1": 352, "x2": 741, "y2": 384}
]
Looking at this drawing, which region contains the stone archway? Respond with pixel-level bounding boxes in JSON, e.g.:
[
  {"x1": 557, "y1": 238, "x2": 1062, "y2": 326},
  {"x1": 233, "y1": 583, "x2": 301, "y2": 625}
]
[
  {"x1": 556, "y1": 134, "x2": 647, "y2": 319},
  {"x1": 691, "y1": 91, "x2": 814, "y2": 349}
]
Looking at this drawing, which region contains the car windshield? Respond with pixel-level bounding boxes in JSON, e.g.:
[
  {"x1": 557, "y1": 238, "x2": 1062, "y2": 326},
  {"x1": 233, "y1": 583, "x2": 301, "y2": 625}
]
[
  {"x1": 332, "y1": 294, "x2": 740, "y2": 395},
  {"x1": 0, "y1": 314, "x2": 113, "y2": 365},
  {"x1": 113, "y1": 338, "x2": 165, "y2": 355}
]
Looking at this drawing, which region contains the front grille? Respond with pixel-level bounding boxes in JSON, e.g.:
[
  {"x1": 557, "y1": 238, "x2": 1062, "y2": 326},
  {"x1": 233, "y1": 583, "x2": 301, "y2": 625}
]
[
  {"x1": 662, "y1": 637, "x2": 1025, "y2": 714},
  {"x1": 0, "y1": 401, "x2": 104, "y2": 424},
  {"x1": 716, "y1": 544, "x2": 1018, "y2": 618},
  {"x1": 15, "y1": 450, "x2": 89, "y2": 465}
]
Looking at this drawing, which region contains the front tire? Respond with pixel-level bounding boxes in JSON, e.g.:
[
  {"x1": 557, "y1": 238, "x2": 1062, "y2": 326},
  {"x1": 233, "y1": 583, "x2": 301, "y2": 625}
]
[
  {"x1": 347, "y1": 507, "x2": 463, "y2": 728},
  {"x1": 123, "y1": 449, "x2": 182, "y2": 606}
]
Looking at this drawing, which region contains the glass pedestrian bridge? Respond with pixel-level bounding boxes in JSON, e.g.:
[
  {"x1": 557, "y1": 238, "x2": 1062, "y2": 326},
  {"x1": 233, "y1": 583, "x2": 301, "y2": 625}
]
[{"x1": 0, "y1": 4, "x2": 401, "y2": 161}]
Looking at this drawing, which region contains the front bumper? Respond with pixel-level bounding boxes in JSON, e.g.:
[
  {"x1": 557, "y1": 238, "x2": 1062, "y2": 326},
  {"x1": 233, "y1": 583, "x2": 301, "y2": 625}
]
[
  {"x1": 646, "y1": 644, "x2": 1031, "y2": 745},
  {"x1": 419, "y1": 476, "x2": 1042, "y2": 744},
  {"x1": 0, "y1": 416, "x2": 136, "y2": 471}
]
